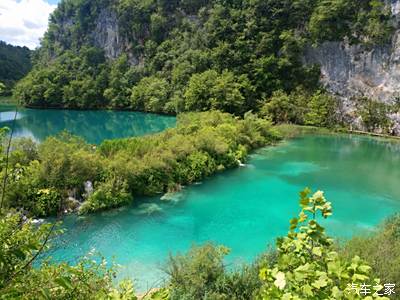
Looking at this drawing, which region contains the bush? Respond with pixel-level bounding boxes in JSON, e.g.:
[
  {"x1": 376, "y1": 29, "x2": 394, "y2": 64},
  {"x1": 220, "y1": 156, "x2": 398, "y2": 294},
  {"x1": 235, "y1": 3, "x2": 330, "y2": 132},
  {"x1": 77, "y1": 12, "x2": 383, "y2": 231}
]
[
  {"x1": 0, "y1": 212, "x2": 137, "y2": 299},
  {"x1": 130, "y1": 76, "x2": 170, "y2": 112},
  {"x1": 31, "y1": 188, "x2": 61, "y2": 217},
  {"x1": 357, "y1": 97, "x2": 392, "y2": 133},
  {"x1": 340, "y1": 214, "x2": 400, "y2": 286},
  {"x1": 38, "y1": 132, "x2": 103, "y2": 194},
  {"x1": 259, "y1": 188, "x2": 385, "y2": 299},
  {"x1": 79, "y1": 176, "x2": 133, "y2": 215},
  {"x1": 260, "y1": 89, "x2": 338, "y2": 127},
  {"x1": 166, "y1": 243, "x2": 262, "y2": 300},
  {"x1": 5, "y1": 112, "x2": 278, "y2": 216},
  {"x1": 184, "y1": 70, "x2": 250, "y2": 115}
]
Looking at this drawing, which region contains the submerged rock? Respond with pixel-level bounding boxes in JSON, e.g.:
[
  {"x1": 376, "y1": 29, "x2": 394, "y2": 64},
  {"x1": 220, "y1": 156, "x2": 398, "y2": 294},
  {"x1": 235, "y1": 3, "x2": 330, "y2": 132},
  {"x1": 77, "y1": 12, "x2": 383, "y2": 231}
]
[
  {"x1": 65, "y1": 197, "x2": 81, "y2": 212},
  {"x1": 160, "y1": 191, "x2": 186, "y2": 203},
  {"x1": 135, "y1": 203, "x2": 163, "y2": 216}
]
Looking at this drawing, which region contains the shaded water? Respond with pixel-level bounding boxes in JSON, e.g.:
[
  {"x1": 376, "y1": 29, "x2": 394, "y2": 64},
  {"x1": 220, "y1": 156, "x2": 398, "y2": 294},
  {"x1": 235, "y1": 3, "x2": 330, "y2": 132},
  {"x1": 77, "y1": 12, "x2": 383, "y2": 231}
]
[
  {"x1": 0, "y1": 105, "x2": 176, "y2": 143},
  {"x1": 47, "y1": 134, "x2": 400, "y2": 291}
]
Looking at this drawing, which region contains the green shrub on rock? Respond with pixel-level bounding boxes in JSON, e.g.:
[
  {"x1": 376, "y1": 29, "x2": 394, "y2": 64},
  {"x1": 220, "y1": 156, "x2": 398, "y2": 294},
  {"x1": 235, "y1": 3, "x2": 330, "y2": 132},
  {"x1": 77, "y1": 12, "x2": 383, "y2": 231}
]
[{"x1": 79, "y1": 176, "x2": 133, "y2": 215}]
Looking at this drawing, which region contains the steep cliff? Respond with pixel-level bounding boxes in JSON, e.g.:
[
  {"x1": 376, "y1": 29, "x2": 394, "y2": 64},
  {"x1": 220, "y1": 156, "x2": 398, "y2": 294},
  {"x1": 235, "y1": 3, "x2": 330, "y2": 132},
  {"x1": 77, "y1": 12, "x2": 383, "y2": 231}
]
[
  {"x1": 16, "y1": 0, "x2": 398, "y2": 134},
  {"x1": 304, "y1": 0, "x2": 400, "y2": 133},
  {"x1": 91, "y1": 8, "x2": 124, "y2": 60}
]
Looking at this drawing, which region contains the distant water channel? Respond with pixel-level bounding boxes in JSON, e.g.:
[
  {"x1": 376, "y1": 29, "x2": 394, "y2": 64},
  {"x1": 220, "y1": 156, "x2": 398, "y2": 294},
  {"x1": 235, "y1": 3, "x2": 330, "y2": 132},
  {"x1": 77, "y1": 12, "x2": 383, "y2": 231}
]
[
  {"x1": 45, "y1": 134, "x2": 400, "y2": 291},
  {"x1": 0, "y1": 105, "x2": 176, "y2": 144}
]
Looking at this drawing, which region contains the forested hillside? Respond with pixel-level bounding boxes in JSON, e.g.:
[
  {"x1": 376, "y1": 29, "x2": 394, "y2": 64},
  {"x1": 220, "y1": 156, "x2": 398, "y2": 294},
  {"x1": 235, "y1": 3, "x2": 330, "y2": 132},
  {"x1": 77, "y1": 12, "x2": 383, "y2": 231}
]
[
  {"x1": 14, "y1": 0, "x2": 394, "y2": 127},
  {"x1": 0, "y1": 41, "x2": 32, "y2": 95}
]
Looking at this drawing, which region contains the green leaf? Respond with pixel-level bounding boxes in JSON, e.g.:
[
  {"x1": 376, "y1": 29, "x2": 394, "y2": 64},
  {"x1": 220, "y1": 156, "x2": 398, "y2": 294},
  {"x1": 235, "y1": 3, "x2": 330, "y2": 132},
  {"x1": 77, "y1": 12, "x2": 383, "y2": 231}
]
[
  {"x1": 55, "y1": 276, "x2": 73, "y2": 290},
  {"x1": 289, "y1": 218, "x2": 298, "y2": 230},
  {"x1": 312, "y1": 276, "x2": 328, "y2": 289},
  {"x1": 312, "y1": 247, "x2": 322, "y2": 257},
  {"x1": 40, "y1": 288, "x2": 51, "y2": 300}
]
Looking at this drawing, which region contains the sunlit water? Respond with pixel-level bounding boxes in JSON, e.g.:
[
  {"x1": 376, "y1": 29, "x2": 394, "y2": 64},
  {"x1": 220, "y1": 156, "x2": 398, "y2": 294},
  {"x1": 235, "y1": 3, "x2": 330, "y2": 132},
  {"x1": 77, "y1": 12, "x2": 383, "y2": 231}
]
[
  {"x1": 44, "y1": 134, "x2": 400, "y2": 291},
  {"x1": 0, "y1": 105, "x2": 176, "y2": 143}
]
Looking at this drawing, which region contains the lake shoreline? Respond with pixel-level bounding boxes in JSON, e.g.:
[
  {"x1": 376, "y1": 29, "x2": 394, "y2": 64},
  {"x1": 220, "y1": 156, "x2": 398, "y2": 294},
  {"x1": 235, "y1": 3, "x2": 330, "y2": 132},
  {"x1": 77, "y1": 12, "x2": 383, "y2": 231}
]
[{"x1": 48, "y1": 133, "x2": 400, "y2": 292}]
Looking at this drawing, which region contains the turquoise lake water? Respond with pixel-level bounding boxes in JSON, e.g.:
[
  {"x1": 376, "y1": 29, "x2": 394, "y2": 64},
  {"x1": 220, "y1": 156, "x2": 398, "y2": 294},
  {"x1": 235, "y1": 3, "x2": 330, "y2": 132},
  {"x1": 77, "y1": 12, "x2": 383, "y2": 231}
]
[
  {"x1": 46, "y1": 134, "x2": 400, "y2": 291},
  {"x1": 0, "y1": 105, "x2": 176, "y2": 144}
]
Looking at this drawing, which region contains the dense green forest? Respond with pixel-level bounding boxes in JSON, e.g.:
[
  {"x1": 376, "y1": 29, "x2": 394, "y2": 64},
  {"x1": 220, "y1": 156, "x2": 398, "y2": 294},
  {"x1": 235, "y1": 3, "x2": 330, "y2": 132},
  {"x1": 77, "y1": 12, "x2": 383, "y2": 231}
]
[
  {"x1": 14, "y1": 0, "x2": 393, "y2": 124},
  {"x1": 0, "y1": 41, "x2": 32, "y2": 95}
]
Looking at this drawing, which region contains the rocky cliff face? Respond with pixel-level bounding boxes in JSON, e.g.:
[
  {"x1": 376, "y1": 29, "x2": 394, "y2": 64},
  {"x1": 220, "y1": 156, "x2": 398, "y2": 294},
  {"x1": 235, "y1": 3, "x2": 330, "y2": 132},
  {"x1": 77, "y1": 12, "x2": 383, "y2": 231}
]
[
  {"x1": 91, "y1": 9, "x2": 124, "y2": 60},
  {"x1": 304, "y1": 0, "x2": 400, "y2": 133},
  {"x1": 90, "y1": 7, "x2": 142, "y2": 64}
]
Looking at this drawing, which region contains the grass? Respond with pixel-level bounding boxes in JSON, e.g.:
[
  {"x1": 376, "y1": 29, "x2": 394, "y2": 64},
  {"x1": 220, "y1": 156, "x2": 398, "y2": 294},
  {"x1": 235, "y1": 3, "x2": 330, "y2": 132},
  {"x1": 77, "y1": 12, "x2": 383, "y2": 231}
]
[
  {"x1": 274, "y1": 124, "x2": 334, "y2": 138},
  {"x1": 0, "y1": 95, "x2": 18, "y2": 105}
]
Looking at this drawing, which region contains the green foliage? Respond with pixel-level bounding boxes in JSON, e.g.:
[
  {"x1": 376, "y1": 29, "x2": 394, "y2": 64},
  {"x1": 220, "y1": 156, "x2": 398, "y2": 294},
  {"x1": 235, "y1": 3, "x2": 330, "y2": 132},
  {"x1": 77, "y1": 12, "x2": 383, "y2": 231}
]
[
  {"x1": 304, "y1": 91, "x2": 337, "y2": 127},
  {"x1": 0, "y1": 82, "x2": 5, "y2": 95},
  {"x1": 309, "y1": 0, "x2": 393, "y2": 44},
  {"x1": 97, "y1": 111, "x2": 278, "y2": 198},
  {"x1": 340, "y1": 214, "x2": 400, "y2": 287},
  {"x1": 167, "y1": 243, "x2": 229, "y2": 299},
  {"x1": 131, "y1": 76, "x2": 170, "y2": 112},
  {"x1": 37, "y1": 132, "x2": 103, "y2": 192},
  {"x1": 4, "y1": 111, "x2": 278, "y2": 216},
  {"x1": 14, "y1": 48, "x2": 108, "y2": 108},
  {"x1": 79, "y1": 176, "x2": 133, "y2": 214},
  {"x1": 3, "y1": 133, "x2": 103, "y2": 216},
  {"x1": 0, "y1": 41, "x2": 32, "y2": 95},
  {"x1": 260, "y1": 90, "x2": 301, "y2": 124},
  {"x1": 184, "y1": 70, "x2": 251, "y2": 114},
  {"x1": 15, "y1": 0, "x2": 393, "y2": 120},
  {"x1": 32, "y1": 188, "x2": 62, "y2": 217},
  {"x1": 104, "y1": 54, "x2": 132, "y2": 108},
  {"x1": 0, "y1": 212, "x2": 137, "y2": 299},
  {"x1": 260, "y1": 88, "x2": 338, "y2": 127},
  {"x1": 357, "y1": 98, "x2": 392, "y2": 133},
  {"x1": 259, "y1": 188, "x2": 387, "y2": 299},
  {"x1": 166, "y1": 243, "x2": 261, "y2": 300}
]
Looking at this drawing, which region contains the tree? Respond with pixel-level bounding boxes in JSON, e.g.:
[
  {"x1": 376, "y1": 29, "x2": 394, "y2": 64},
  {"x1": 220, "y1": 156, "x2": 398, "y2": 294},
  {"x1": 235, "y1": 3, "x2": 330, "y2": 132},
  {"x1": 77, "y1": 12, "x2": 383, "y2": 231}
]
[
  {"x1": 104, "y1": 54, "x2": 131, "y2": 108},
  {"x1": 184, "y1": 70, "x2": 248, "y2": 114},
  {"x1": 130, "y1": 76, "x2": 170, "y2": 112},
  {"x1": 0, "y1": 41, "x2": 32, "y2": 95},
  {"x1": 358, "y1": 98, "x2": 391, "y2": 132},
  {"x1": 260, "y1": 90, "x2": 294, "y2": 124},
  {"x1": 304, "y1": 91, "x2": 337, "y2": 127},
  {"x1": 79, "y1": 175, "x2": 133, "y2": 214}
]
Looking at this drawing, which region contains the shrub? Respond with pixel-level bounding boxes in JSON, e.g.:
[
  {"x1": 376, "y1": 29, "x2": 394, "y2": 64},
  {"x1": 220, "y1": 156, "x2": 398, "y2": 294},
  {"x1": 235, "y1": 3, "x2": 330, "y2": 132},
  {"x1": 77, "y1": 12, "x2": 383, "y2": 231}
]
[
  {"x1": 79, "y1": 176, "x2": 133, "y2": 214},
  {"x1": 340, "y1": 214, "x2": 400, "y2": 286},
  {"x1": 259, "y1": 188, "x2": 386, "y2": 299}
]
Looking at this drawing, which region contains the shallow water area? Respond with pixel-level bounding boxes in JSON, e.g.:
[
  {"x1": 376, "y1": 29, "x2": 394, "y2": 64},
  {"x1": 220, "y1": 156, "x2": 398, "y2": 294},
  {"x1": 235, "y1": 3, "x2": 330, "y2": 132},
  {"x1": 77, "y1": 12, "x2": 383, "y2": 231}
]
[{"x1": 45, "y1": 134, "x2": 400, "y2": 291}]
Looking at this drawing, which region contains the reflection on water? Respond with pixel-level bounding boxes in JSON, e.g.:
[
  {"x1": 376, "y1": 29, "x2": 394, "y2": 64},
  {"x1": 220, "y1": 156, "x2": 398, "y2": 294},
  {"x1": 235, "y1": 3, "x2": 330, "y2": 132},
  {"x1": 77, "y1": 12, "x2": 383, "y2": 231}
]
[{"x1": 0, "y1": 105, "x2": 176, "y2": 144}]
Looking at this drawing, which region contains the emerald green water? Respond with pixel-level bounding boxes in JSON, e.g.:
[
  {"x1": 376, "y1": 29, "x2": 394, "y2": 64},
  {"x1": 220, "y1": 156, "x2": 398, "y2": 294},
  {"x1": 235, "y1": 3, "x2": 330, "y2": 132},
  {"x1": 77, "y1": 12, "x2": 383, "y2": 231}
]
[
  {"x1": 0, "y1": 105, "x2": 175, "y2": 143},
  {"x1": 47, "y1": 134, "x2": 400, "y2": 291}
]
